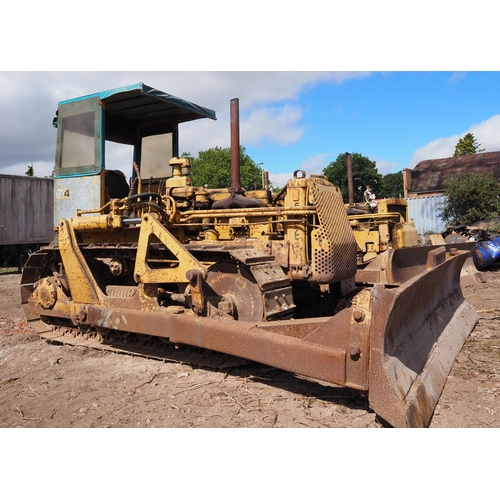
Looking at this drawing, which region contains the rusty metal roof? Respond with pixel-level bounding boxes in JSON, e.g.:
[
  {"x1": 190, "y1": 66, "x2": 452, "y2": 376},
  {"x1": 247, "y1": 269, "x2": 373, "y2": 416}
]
[{"x1": 408, "y1": 151, "x2": 500, "y2": 194}]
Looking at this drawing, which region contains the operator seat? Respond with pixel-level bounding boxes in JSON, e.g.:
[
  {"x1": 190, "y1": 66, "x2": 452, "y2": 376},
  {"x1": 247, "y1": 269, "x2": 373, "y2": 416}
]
[{"x1": 105, "y1": 169, "x2": 130, "y2": 199}]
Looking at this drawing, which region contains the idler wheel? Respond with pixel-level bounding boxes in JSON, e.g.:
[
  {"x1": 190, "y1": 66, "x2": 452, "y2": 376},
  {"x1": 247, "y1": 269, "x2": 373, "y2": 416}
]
[{"x1": 205, "y1": 263, "x2": 264, "y2": 322}]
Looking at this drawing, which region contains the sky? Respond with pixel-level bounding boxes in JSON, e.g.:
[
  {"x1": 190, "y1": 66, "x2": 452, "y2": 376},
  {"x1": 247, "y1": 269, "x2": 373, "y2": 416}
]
[
  {"x1": 2, "y1": 3, "x2": 499, "y2": 190},
  {"x1": 2, "y1": 71, "x2": 500, "y2": 188}
]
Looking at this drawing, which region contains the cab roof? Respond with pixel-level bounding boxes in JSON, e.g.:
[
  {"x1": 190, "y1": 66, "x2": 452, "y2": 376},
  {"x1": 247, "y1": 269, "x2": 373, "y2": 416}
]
[{"x1": 58, "y1": 82, "x2": 217, "y2": 144}]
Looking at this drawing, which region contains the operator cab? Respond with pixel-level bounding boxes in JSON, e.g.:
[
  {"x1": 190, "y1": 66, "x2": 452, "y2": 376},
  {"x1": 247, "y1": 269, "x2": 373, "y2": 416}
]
[{"x1": 52, "y1": 82, "x2": 216, "y2": 224}]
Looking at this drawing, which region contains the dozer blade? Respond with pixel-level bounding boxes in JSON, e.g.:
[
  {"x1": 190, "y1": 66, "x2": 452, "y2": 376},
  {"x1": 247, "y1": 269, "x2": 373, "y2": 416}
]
[
  {"x1": 443, "y1": 241, "x2": 484, "y2": 287},
  {"x1": 460, "y1": 254, "x2": 484, "y2": 288},
  {"x1": 367, "y1": 248, "x2": 478, "y2": 427}
]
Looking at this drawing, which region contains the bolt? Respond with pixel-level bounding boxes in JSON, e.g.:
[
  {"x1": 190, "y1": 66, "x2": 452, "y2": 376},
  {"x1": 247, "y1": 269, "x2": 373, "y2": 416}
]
[
  {"x1": 186, "y1": 269, "x2": 200, "y2": 284},
  {"x1": 348, "y1": 345, "x2": 360, "y2": 357},
  {"x1": 353, "y1": 310, "x2": 365, "y2": 322}
]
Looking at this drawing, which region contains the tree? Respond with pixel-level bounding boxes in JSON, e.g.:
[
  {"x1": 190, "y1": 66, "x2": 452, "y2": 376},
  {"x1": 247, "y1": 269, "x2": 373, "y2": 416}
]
[
  {"x1": 323, "y1": 153, "x2": 382, "y2": 203},
  {"x1": 183, "y1": 146, "x2": 263, "y2": 191},
  {"x1": 25, "y1": 164, "x2": 34, "y2": 176},
  {"x1": 440, "y1": 172, "x2": 500, "y2": 224},
  {"x1": 453, "y1": 133, "x2": 485, "y2": 157},
  {"x1": 378, "y1": 171, "x2": 404, "y2": 199}
]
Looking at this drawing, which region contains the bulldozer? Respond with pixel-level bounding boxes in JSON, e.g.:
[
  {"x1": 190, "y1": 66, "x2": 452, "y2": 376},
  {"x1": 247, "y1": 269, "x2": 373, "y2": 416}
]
[
  {"x1": 341, "y1": 153, "x2": 421, "y2": 271},
  {"x1": 21, "y1": 83, "x2": 478, "y2": 427},
  {"x1": 342, "y1": 153, "x2": 482, "y2": 287},
  {"x1": 348, "y1": 197, "x2": 419, "y2": 266}
]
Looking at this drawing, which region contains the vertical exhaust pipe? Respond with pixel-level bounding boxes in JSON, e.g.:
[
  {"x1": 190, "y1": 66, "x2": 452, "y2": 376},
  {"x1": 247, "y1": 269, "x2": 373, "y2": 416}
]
[
  {"x1": 230, "y1": 98, "x2": 241, "y2": 193},
  {"x1": 212, "y1": 98, "x2": 266, "y2": 209},
  {"x1": 346, "y1": 152, "x2": 354, "y2": 205}
]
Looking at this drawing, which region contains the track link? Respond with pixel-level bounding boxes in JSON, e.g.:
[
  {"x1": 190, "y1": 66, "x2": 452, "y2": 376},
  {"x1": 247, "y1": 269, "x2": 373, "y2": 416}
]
[{"x1": 31, "y1": 319, "x2": 250, "y2": 369}]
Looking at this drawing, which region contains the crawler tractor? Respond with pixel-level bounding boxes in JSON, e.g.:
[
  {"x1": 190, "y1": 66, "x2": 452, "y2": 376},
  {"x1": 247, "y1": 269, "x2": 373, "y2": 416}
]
[
  {"x1": 342, "y1": 153, "x2": 482, "y2": 286},
  {"x1": 348, "y1": 197, "x2": 419, "y2": 265},
  {"x1": 21, "y1": 83, "x2": 478, "y2": 427}
]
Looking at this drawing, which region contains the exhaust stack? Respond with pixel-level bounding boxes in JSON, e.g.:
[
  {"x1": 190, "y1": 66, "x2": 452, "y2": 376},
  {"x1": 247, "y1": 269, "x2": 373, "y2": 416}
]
[
  {"x1": 211, "y1": 98, "x2": 266, "y2": 209},
  {"x1": 346, "y1": 152, "x2": 354, "y2": 206},
  {"x1": 230, "y1": 98, "x2": 241, "y2": 193}
]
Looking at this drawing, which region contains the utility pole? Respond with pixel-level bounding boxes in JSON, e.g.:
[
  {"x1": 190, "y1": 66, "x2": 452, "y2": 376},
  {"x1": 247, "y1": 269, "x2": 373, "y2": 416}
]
[
  {"x1": 346, "y1": 152, "x2": 354, "y2": 206},
  {"x1": 257, "y1": 162, "x2": 264, "y2": 189}
]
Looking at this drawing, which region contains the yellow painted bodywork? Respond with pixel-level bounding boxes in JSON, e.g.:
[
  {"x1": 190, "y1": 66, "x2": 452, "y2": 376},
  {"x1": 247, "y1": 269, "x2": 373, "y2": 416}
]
[
  {"x1": 134, "y1": 212, "x2": 206, "y2": 284},
  {"x1": 348, "y1": 198, "x2": 419, "y2": 263}
]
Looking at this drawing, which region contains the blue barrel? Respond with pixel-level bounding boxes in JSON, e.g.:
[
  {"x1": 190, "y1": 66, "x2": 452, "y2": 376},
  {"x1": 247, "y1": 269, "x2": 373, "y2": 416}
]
[{"x1": 472, "y1": 236, "x2": 500, "y2": 270}]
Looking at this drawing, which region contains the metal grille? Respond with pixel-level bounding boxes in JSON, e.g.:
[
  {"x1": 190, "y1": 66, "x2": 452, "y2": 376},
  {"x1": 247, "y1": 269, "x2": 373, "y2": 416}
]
[
  {"x1": 310, "y1": 182, "x2": 358, "y2": 283},
  {"x1": 106, "y1": 285, "x2": 137, "y2": 298}
]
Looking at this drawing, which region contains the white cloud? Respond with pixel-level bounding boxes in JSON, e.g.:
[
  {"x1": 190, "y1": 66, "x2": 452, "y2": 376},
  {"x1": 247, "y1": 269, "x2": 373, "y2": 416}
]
[
  {"x1": 268, "y1": 153, "x2": 331, "y2": 188},
  {"x1": 242, "y1": 105, "x2": 304, "y2": 146},
  {"x1": 470, "y1": 115, "x2": 500, "y2": 150},
  {"x1": 408, "y1": 114, "x2": 500, "y2": 168},
  {"x1": 371, "y1": 157, "x2": 400, "y2": 175},
  {"x1": 177, "y1": 118, "x2": 227, "y2": 156},
  {"x1": 448, "y1": 72, "x2": 467, "y2": 85},
  {"x1": 299, "y1": 153, "x2": 331, "y2": 175},
  {"x1": 1, "y1": 161, "x2": 54, "y2": 178},
  {"x1": 268, "y1": 172, "x2": 295, "y2": 189},
  {"x1": 408, "y1": 136, "x2": 459, "y2": 167},
  {"x1": 0, "y1": 71, "x2": 370, "y2": 174}
]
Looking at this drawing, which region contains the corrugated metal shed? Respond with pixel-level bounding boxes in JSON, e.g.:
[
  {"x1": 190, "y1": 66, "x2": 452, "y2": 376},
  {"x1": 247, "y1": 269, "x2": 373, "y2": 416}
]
[
  {"x1": 409, "y1": 151, "x2": 500, "y2": 194},
  {"x1": 0, "y1": 175, "x2": 54, "y2": 245},
  {"x1": 406, "y1": 195, "x2": 447, "y2": 235}
]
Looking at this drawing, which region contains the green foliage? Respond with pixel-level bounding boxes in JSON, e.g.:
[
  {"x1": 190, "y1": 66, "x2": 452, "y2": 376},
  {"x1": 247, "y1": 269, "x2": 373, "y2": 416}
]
[
  {"x1": 488, "y1": 224, "x2": 500, "y2": 234},
  {"x1": 25, "y1": 164, "x2": 34, "y2": 176},
  {"x1": 453, "y1": 133, "x2": 485, "y2": 157},
  {"x1": 440, "y1": 172, "x2": 500, "y2": 224},
  {"x1": 184, "y1": 146, "x2": 402, "y2": 203},
  {"x1": 0, "y1": 244, "x2": 42, "y2": 269},
  {"x1": 378, "y1": 171, "x2": 403, "y2": 199},
  {"x1": 323, "y1": 153, "x2": 382, "y2": 203},
  {"x1": 183, "y1": 146, "x2": 263, "y2": 191}
]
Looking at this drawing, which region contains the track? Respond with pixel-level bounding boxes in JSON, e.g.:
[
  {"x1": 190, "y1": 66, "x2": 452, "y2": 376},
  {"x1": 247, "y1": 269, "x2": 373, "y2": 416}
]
[
  {"x1": 21, "y1": 247, "x2": 251, "y2": 369},
  {"x1": 21, "y1": 245, "x2": 293, "y2": 370},
  {"x1": 32, "y1": 318, "x2": 250, "y2": 369}
]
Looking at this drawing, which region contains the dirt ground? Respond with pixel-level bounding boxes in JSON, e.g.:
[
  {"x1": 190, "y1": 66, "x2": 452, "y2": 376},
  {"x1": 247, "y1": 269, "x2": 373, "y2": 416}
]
[{"x1": 1, "y1": 269, "x2": 499, "y2": 429}]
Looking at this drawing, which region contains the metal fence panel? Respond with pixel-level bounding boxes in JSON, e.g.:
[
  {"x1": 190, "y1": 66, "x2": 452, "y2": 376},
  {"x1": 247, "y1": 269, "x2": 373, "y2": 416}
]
[
  {"x1": 0, "y1": 175, "x2": 54, "y2": 245},
  {"x1": 405, "y1": 195, "x2": 448, "y2": 235}
]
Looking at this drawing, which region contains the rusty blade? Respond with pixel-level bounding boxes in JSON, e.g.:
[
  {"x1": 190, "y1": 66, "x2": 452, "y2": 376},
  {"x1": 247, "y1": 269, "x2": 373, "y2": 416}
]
[{"x1": 368, "y1": 249, "x2": 478, "y2": 427}]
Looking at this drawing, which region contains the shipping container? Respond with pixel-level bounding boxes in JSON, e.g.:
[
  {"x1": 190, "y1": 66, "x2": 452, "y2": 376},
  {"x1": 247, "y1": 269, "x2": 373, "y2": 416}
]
[{"x1": 0, "y1": 174, "x2": 54, "y2": 246}]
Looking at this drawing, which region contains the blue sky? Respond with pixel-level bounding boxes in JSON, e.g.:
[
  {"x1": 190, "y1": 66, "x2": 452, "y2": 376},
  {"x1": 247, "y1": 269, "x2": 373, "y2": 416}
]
[
  {"x1": 1, "y1": 71, "x2": 500, "y2": 188},
  {"x1": 243, "y1": 71, "x2": 500, "y2": 185}
]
